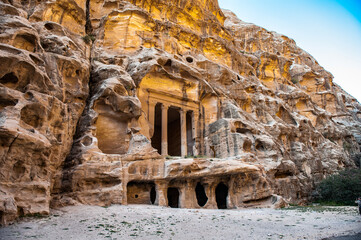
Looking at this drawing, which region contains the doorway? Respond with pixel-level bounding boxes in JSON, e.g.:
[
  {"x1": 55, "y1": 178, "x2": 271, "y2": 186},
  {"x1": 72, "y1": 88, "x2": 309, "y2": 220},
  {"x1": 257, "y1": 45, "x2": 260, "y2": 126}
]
[
  {"x1": 151, "y1": 103, "x2": 162, "y2": 154},
  {"x1": 195, "y1": 182, "x2": 208, "y2": 207},
  {"x1": 168, "y1": 107, "x2": 181, "y2": 156},
  {"x1": 127, "y1": 181, "x2": 156, "y2": 205},
  {"x1": 167, "y1": 187, "x2": 180, "y2": 208},
  {"x1": 150, "y1": 186, "x2": 156, "y2": 204},
  {"x1": 215, "y1": 182, "x2": 228, "y2": 209}
]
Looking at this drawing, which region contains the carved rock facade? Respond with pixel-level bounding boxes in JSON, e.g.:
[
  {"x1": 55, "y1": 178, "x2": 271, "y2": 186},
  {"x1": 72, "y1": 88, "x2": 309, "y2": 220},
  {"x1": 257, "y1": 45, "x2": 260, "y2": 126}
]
[{"x1": 0, "y1": 0, "x2": 360, "y2": 225}]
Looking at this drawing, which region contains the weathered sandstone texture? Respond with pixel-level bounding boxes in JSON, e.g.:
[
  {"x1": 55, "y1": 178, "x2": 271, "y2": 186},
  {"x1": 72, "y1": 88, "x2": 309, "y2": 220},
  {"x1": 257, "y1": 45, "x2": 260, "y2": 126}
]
[{"x1": 1, "y1": 0, "x2": 360, "y2": 225}]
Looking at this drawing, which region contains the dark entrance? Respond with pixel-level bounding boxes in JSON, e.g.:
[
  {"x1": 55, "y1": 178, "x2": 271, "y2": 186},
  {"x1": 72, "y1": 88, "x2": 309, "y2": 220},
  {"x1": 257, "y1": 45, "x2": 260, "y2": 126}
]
[
  {"x1": 168, "y1": 107, "x2": 181, "y2": 156},
  {"x1": 215, "y1": 182, "x2": 228, "y2": 209},
  {"x1": 195, "y1": 182, "x2": 208, "y2": 207},
  {"x1": 151, "y1": 103, "x2": 162, "y2": 154},
  {"x1": 167, "y1": 187, "x2": 179, "y2": 208},
  {"x1": 186, "y1": 111, "x2": 194, "y2": 156},
  {"x1": 150, "y1": 186, "x2": 156, "y2": 204}
]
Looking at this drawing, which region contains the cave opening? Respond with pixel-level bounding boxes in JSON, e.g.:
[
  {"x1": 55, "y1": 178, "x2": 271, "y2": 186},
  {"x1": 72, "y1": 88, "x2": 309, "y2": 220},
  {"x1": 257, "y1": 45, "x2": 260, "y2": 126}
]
[
  {"x1": 195, "y1": 182, "x2": 208, "y2": 207},
  {"x1": 127, "y1": 181, "x2": 155, "y2": 205},
  {"x1": 44, "y1": 23, "x2": 54, "y2": 30},
  {"x1": 186, "y1": 57, "x2": 193, "y2": 63},
  {"x1": 150, "y1": 186, "x2": 156, "y2": 204},
  {"x1": 151, "y1": 103, "x2": 162, "y2": 154},
  {"x1": 17, "y1": 207, "x2": 24, "y2": 217},
  {"x1": 168, "y1": 107, "x2": 181, "y2": 156},
  {"x1": 167, "y1": 187, "x2": 179, "y2": 208},
  {"x1": 215, "y1": 182, "x2": 228, "y2": 209},
  {"x1": 0, "y1": 72, "x2": 18, "y2": 85}
]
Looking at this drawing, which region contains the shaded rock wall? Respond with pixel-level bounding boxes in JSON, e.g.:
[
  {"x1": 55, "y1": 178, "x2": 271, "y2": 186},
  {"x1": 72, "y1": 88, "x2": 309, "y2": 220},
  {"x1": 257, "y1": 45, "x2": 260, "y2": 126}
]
[
  {"x1": 0, "y1": 0, "x2": 360, "y2": 224},
  {"x1": 0, "y1": 0, "x2": 90, "y2": 224}
]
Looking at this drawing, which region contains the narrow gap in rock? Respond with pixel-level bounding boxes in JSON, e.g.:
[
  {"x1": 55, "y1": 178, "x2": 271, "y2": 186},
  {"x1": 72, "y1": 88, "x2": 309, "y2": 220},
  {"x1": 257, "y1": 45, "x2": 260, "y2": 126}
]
[{"x1": 85, "y1": 0, "x2": 93, "y2": 34}]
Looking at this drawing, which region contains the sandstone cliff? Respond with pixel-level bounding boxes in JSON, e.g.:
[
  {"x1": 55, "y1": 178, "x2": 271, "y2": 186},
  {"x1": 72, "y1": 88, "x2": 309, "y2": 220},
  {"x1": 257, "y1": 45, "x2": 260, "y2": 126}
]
[{"x1": 0, "y1": 0, "x2": 360, "y2": 225}]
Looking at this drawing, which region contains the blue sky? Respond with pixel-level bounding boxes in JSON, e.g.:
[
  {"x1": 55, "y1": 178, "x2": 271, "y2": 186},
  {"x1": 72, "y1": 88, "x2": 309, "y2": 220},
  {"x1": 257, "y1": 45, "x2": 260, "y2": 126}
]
[{"x1": 219, "y1": 0, "x2": 361, "y2": 102}]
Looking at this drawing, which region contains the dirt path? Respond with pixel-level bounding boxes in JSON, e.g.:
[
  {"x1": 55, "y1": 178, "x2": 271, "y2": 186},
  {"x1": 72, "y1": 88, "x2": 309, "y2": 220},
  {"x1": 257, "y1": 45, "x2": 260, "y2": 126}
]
[{"x1": 0, "y1": 205, "x2": 360, "y2": 240}]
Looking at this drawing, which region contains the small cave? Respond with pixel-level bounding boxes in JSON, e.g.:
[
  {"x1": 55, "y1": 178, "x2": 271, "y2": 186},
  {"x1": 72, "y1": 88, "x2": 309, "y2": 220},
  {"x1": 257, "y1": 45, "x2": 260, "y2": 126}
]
[
  {"x1": 164, "y1": 59, "x2": 172, "y2": 67},
  {"x1": 0, "y1": 210, "x2": 3, "y2": 224},
  {"x1": 215, "y1": 182, "x2": 228, "y2": 209},
  {"x1": 243, "y1": 140, "x2": 252, "y2": 152},
  {"x1": 17, "y1": 207, "x2": 24, "y2": 217},
  {"x1": 255, "y1": 140, "x2": 265, "y2": 151},
  {"x1": 274, "y1": 170, "x2": 293, "y2": 179},
  {"x1": 186, "y1": 56, "x2": 194, "y2": 63},
  {"x1": 13, "y1": 34, "x2": 36, "y2": 52},
  {"x1": 0, "y1": 72, "x2": 18, "y2": 87},
  {"x1": 44, "y1": 23, "x2": 54, "y2": 30},
  {"x1": 20, "y1": 104, "x2": 46, "y2": 129},
  {"x1": 167, "y1": 187, "x2": 179, "y2": 208},
  {"x1": 127, "y1": 181, "x2": 156, "y2": 205},
  {"x1": 236, "y1": 128, "x2": 251, "y2": 134},
  {"x1": 195, "y1": 182, "x2": 208, "y2": 207},
  {"x1": 0, "y1": 96, "x2": 18, "y2": 111}
]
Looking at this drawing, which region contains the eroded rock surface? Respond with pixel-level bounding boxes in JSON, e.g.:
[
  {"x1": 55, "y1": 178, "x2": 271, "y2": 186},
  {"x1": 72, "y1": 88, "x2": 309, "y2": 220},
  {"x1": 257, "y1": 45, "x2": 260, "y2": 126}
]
[{"x1": 1, "y1": 0, "x2": 360, "y2": 225}]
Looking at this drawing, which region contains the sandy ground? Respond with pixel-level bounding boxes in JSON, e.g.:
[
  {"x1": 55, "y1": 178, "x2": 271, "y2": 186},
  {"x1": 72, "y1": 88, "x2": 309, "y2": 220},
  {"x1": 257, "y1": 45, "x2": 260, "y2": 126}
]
[{"x1": 0, "y1": 205, "x2": 360, "y2": 240}]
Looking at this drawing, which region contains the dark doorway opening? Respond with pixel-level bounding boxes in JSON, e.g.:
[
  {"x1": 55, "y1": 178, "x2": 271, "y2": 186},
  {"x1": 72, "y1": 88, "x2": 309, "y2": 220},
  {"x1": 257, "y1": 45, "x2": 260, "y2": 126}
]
[
  {"x1": 127, "y1": 181, "x2": 156, "y2": 204},
  {"x1": 186, "y1": 111, "x2": 194, "y2": 156},
  {"x1": 150, "y1": 186, "x2": 156, "y2": 204},
  {"x1": 195, "y1": 182, "x2": 208, "y2": 207},
  {"x1": 151, "y1": 103, "x2": 162, "y2": 154},
  {"x1": 17, "y1": 207, "x2": 24, "y2": 217},
  {"x1": 167, "y1": 187, "x2": 179, "y2": 208},
  {"x1": 215, "y1": 182, "x2": 228, "y2": 209},
  {"x1": 168, "y1": 107, "x2": 181, "y2": 156}
]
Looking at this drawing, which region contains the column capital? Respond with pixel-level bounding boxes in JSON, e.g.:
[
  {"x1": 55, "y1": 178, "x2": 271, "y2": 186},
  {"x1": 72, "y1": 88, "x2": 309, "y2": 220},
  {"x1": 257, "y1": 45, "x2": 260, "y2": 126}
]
[
  {"x1": 161, "y1": 103, "x2": 170, "y2": 110},
  {"x1": 161, "y1": 104, "x2": 168, "y2": 156},
  {"x1": 148, "y1": 99, "x2": 157, "y2": 106}
]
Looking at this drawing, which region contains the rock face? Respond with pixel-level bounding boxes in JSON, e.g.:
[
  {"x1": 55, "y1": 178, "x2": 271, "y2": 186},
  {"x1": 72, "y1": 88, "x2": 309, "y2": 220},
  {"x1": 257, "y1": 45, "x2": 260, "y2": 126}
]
[{"x1": 0, "y1": 0, "x2": 360, "y2": 225}]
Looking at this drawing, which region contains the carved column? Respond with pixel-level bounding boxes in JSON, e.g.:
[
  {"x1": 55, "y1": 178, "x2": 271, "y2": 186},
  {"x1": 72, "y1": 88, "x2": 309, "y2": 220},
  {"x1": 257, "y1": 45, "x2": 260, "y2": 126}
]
[
  {"x1": 155, "y1": 180, "x2": 168, "y2": 206},
  {"x1": 193, "y1": 112, "x2": 199, "y2": 156},
  {"x1": 184, "y1": 180, "x2": 195, "y2": 208},
  {"x1": 180, "y1": 109, "x2": 187, "y2": 157},
  {"x1": 148, "y1": 101, "x2": 156, "y2": 138},
  {"x1": 161, "y1": 104, "x2": 168, "y2": 156}
]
